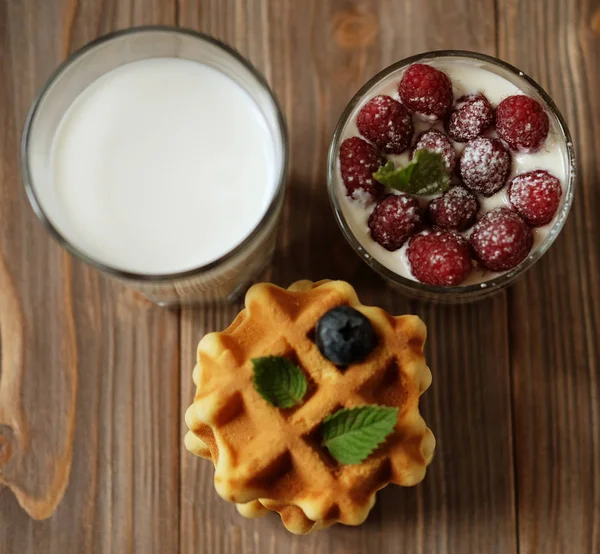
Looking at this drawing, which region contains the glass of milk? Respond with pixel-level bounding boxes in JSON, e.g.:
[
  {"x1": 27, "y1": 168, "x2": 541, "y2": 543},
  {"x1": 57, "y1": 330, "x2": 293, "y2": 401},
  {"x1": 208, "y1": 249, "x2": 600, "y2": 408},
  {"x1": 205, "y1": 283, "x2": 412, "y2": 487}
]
[{"x1": 22, "y1": 27, "x2": 287, "y2": 306}]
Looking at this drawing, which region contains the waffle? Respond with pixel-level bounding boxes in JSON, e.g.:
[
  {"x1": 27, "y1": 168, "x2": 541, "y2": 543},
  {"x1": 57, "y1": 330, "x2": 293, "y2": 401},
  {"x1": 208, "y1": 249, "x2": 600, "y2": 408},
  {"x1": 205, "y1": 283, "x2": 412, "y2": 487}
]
[{"x1": 185, "y1": 279, "x2": 435, "y2": 534}]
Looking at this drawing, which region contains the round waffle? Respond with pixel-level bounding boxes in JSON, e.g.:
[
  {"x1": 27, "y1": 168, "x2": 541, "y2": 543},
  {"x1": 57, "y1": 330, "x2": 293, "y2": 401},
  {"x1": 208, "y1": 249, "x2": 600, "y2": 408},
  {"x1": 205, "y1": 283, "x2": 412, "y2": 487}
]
[{"x1": 185, "y1": 279, "x2": 435, "y2": 534}]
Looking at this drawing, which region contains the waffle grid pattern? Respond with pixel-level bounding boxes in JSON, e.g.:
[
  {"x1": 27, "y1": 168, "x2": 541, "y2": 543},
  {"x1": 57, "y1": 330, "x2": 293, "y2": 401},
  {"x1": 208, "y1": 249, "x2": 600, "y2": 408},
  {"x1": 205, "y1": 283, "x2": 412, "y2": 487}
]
[{"x1": 185, "y1": 280, "x2": 435, "y2": 534}]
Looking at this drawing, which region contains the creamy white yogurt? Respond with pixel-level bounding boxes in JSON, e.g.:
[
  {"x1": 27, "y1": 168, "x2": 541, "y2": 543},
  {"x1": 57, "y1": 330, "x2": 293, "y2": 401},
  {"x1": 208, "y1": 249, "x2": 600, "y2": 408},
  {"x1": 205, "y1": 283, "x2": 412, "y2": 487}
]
[{"x1": 335, "y1": 58, "x2": 570, "y2": 285}]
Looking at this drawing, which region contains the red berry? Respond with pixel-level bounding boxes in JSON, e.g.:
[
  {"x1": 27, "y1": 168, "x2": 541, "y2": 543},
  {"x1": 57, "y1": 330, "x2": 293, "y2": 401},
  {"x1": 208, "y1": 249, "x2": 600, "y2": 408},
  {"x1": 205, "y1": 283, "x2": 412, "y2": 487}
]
[
  {"x1": 446, "y1": 94, "x2": 494, "y2": 142},
  {"x1": 357, "y1": 95, "x2": 414, "y2": 154},
  {"x1": 407, "y1": 230, "x2": 472, "y2": 286},
  {"x1": 469, "y1": 207, "x2": 533, "y2": 271},
  {"x1": 411, "y1": 129, "x2": 457, "y2": 172},
  {"x1": 459, "y1": 137, "x2": 511, "y2": 197},
  {"x1": 399, "y1": 64, "x2": 453, "y2": 120},
  {"x1": 508, "y1": 170, "x2": 562, "y2": 226},
  {"x1": 368, "y1": 194, "x2": 422, "y2": 251},
  {"x1": 428, "y1": 186, "x2": 479, "y2": 230},
  {"x1": 496, "y1": 95, "x2": 549, "y2": 152},
  {"x1": 339, "y1": 137, "x2": 385, "y2": 202}
]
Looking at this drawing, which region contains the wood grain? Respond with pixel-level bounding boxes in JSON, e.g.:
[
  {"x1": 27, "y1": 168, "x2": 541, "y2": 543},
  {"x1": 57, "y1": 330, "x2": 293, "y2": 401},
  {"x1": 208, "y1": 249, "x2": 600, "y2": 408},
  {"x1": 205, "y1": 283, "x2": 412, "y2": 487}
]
[
  {"x1": 498, "y1": 0, "x2": 600, "y2": 552},
  {"x1": 1, "y1": 0, "x2": 598, "y2": 552},
  {"x1": 178, "y1": 1, "x2": 516, "y2": 553},
  {"x1": 0, "y1": 252, "x2": 26, "y2": 504},
  {"x1": 0, "y1": 1, "x2": 181, "y2": 553},
  {"x1": 0, "y1": 0, "x2": 78, "y2": 522}
]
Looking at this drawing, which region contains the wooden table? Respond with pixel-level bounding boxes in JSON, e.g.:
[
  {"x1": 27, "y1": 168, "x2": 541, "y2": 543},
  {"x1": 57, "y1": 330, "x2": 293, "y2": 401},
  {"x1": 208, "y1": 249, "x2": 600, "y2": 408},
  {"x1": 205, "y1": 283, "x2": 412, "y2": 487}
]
[{"x1": 1, "y1": 1, "x2": 599, "y2": 552}]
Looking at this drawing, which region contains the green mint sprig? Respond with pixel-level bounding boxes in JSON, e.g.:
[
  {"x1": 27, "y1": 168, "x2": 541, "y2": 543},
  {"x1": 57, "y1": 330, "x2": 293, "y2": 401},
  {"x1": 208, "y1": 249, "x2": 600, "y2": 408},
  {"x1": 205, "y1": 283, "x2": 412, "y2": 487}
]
[
  {"x1": 374, "y1": 149, "x2": 451, "y2": 196},
  {"x1": 252, "y1": 356, "x2": 308, "y2": 408},
  {"x1": 321, "y1": 405, "x2": 399, "y2": 465}
]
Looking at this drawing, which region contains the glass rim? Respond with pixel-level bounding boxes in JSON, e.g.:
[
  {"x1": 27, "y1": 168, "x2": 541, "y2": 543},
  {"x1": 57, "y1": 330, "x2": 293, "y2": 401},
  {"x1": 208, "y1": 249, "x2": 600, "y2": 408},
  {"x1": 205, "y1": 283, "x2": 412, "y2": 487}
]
[
  {"x1": 327, "y1": 49, "x2": 576, "y2": 297},
  {"x1": 21, "y1": 25, "x2": 289, "y2": 283}
]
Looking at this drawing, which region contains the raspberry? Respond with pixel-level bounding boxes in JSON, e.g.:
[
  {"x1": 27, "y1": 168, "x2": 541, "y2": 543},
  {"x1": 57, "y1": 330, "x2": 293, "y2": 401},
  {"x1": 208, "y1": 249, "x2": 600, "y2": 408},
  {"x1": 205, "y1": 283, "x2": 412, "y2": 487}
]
[
  {"x1": 427, "y1": 186, "x2": 479, "y2": 230},
  {"x1": 357, "y1": 95, "x2": 414, "y2": 154},
  {"x1": 446, "y1": 94, "x2": 494, "y2": 142},
  {"x1": 339, "y1": 137, "x2": 385, "y2": 202},
  {"x1": 459, "y1": 137, "x2": 511, "y2": 197},
  {"x1": 407, "y1": 230, "x2": 472, "y2": 286},
  {"x1": 508, "y1": 170, "x2": 562, "y2": 226},
  {"x1": 368, "y1": 194, "x2": 422, "y2": 251},
  {"x1": 398, "y1": 64, "x2": 453, "y2": 120},
  {"x1": 496, "y1": 95, "x2": 549, "y2": 152},
  {"x1": 469, "y1": 207, "x2": 533, "y2": 271},
  {"x1": 411, "y1": 129, "x2": 456, "y2": 172}
]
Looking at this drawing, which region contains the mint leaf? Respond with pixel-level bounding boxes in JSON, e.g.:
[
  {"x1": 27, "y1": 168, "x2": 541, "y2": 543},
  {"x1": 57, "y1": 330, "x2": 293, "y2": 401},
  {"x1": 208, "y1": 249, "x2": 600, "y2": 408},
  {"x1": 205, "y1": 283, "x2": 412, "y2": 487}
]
[
  {"x1": 321, "y1": 405, "x2": 399, "y2": 465},
  {"x1": 373, "y1": 149, "x2": 451, "y2": 195},
  {"x1": 252, "y1": 356, "x2": 308, "y2": 408}
]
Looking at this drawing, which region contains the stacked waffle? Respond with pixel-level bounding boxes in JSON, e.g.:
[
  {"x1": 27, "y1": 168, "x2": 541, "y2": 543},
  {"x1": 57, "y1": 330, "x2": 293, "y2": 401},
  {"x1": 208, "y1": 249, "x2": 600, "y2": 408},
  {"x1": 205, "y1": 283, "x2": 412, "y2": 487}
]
[{"x1": 185, "y1": 279, "x2": 435, "y2": 533}]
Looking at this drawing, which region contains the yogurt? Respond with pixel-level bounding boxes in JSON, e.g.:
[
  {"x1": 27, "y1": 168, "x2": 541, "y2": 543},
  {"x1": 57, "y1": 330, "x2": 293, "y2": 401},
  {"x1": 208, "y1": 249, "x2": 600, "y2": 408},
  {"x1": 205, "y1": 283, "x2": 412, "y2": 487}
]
[
  {"x1": 46, "y1": 58, "x2": 277, "y2": 274},
  {"x1": 334, "y1": 58, "x2": 571, "y2": 285}
]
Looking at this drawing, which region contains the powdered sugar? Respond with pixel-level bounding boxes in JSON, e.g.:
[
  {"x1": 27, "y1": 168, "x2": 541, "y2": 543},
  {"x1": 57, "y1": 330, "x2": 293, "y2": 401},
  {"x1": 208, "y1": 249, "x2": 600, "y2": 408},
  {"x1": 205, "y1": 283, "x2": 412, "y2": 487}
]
[
  {"x1": 407, "y1": 230, "x2": 472, "y2": 286},
  {"x1": 368, "y1": 194, "x2": 422, "y2": 251},
  {"x1": 412, "y1": 129, "x2": 457, "y2": 172},
  {"x1": 460, "y1": 137, "x2": 511, "y2": 196},
  {"x1": 469, "y1": 208, "x2": 533, "y2": 271},
  {"x1": 447, "y1": 94, "x2": 494, "y2": 142},
  {"x1": 356, "y1": 95, "x2": 414, "y2": 154},
  {"x1": 335, "y1": 57, "x2": 569, "y2": 286},
  {"x1": 508, "y1": 170, "x2": 562, "y2": 225},
  {"x1": 496, "y1": 95, "x2": 549, "y2": 152},
  {"x1": 428, "y1": 186, "x2": 479, "y2": 230},
  {"x1": 339, "y1": 136, "x2": 384, "y2": 201},
  {"x1": 399, "y1": 64, "x2": 453, "y2": 120}
]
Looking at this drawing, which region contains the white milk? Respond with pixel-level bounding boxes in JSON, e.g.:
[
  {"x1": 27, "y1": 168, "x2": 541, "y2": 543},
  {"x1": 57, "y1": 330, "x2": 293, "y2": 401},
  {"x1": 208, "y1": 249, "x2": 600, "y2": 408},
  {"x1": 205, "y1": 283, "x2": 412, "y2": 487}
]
[
  {"x1": 49, "y1": 58, "x2": 277, "y2": 274},
  {"x1": 335, "y1": 58, "x2": 570, "y2": 285}
]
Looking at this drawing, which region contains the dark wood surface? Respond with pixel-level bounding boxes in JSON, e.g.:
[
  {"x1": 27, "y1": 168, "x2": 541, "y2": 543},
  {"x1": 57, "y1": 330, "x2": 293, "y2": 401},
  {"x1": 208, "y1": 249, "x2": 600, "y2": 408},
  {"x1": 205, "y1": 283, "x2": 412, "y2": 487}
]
[{"x1": 0, "y1": 1, "x2": 598, "y2": 553}]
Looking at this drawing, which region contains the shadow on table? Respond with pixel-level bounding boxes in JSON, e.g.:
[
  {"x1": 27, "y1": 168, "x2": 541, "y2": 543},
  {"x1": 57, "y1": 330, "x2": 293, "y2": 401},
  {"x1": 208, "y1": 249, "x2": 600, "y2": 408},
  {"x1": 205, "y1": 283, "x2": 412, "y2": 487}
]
[
  {"x1": 261, "y1": 178, "x2": 517, "y2": 552},
  {"x1": 269, "y1": 176, "x2": 387, "y2": 294}
]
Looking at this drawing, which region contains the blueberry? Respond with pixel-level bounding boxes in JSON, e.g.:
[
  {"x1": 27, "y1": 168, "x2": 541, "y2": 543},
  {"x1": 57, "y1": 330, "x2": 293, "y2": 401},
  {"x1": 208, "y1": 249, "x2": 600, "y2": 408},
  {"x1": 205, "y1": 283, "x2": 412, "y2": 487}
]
[{"x1": 315, "y1": 306, "x2": 377, "y2": 366}]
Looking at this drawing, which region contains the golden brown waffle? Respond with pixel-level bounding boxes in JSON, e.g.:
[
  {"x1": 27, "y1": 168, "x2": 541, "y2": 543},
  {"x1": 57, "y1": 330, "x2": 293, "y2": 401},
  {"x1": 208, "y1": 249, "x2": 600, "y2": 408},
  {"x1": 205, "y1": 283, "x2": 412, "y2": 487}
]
[{"x1": 185, "y1": 279, "x2": 435, "y2": 534}]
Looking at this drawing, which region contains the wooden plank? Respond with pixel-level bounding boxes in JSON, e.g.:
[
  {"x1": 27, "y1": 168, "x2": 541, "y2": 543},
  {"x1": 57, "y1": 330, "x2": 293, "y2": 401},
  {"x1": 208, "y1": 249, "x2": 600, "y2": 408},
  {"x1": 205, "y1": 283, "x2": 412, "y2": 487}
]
[
  {"x1": 498, "y1": 1, "x2": 600, "y2": 553},
  {"x1": 0, "y1": 1, "x2": 180, "y2": 553},
  {"x1": 178, "y1": 1, "x2": 516, "y2": 552}
]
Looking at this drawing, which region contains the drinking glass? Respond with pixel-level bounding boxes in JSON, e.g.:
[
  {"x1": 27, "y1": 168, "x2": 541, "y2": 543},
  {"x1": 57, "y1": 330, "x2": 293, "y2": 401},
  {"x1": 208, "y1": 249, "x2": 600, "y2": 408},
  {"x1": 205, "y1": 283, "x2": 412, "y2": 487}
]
[{"x1": 22, "y1": 27, "x2": 288, "y2": 306}]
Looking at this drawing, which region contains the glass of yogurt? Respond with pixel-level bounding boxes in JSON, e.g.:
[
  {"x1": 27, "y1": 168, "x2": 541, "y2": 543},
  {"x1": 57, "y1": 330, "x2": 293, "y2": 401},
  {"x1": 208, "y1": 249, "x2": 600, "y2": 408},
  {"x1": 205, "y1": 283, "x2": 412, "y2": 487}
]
[
  {"x1": 327, "y1": 50, "x2": 575, "y2": 302},
  {"x1": 22, "y1": 27, "x2": 288, "y2": 306}
]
